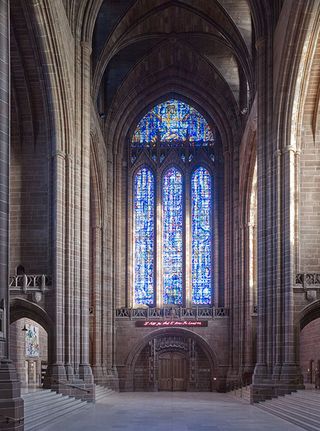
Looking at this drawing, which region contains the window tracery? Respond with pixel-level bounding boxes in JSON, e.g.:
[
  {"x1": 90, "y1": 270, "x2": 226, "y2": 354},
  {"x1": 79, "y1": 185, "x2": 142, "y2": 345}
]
[{"x1": 130, "y1": 99, "x2": 217, "y2": 307}]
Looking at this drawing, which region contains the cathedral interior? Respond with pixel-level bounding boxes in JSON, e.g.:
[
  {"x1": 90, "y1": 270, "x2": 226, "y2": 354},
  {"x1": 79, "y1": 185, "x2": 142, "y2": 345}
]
[{"x1": 1, "y1": 0, "x2": 320, "y2": 430}]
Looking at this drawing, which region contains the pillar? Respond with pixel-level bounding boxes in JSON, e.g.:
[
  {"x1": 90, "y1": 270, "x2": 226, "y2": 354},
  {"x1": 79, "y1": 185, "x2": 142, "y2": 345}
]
[{"x1": 0, "y1": 1, "x2": 24, "y2": 429}]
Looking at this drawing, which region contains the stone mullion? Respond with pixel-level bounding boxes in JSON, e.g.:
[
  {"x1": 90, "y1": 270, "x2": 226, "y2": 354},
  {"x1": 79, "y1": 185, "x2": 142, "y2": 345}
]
[
  {"x1": 185, "y1": 170, "x2": 191, "y2": 308},
  {"x1": 0, "y1": 1, "x2": 24, "y2": 427},
  {"x1": 156, "y1": 171, "x2": 163, "y2": 308},
  {"x1": 78, "y1": 42, "x2": 93, "y2": 387}
]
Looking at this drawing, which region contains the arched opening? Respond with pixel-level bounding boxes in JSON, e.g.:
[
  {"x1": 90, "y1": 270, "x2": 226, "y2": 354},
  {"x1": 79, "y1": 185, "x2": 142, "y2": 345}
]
[
  {"x1": 10, "y1": 318, "x2": 48, "y2": 390},
  {"x1": 128, "y1": 329, "x2": 216, "y2": 392},
  {"x1": 300, "y1": 307, "x2": 320, "y2": 387},
  {"x1": 128, "y1": 98, "x2": 221, "y2": 309},
  {"x1": 10, "y1": 298, "x2": 54, "y2": 392}
]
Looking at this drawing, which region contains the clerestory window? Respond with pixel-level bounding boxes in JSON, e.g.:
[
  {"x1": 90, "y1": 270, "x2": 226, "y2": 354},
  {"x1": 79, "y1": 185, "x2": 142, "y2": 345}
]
[{"x1": 129, "y1": 99, "x2": 218, "y2": 308}]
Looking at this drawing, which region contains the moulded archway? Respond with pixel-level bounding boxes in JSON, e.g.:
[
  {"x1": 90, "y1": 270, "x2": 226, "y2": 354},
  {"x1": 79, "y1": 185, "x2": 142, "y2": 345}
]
[
  {"x1": 123, "y1": 328, "x2": 219, "y2": 392},
  {"x1": 10, "y1": 317, "x2": 48, "y2": 389},
  {"x1": 299, "y1": 302, "x2": 320, "y2": 385},
  {"x1": 10, "y1": 298, "x2": 54, "y2": 367}
]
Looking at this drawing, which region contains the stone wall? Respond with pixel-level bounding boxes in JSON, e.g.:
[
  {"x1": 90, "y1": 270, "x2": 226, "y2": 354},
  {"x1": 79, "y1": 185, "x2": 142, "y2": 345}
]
[
  {"x1": 115, "y1": 319, "x2": 229, "y2": 391},
  {"x1": 300, "y1": 318, "x2": 320, "y2": 384}
]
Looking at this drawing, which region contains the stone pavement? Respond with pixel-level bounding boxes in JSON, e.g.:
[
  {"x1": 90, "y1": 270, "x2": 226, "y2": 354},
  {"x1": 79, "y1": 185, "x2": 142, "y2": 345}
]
[{"x1": 42, "y1": 392, "x2": 304, "y2": 431}]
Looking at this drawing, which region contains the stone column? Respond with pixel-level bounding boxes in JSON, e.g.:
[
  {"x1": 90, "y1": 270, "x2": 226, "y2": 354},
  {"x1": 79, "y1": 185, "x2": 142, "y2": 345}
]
[
  {"x1": 64, "y1": 153, "x2": 75, "y2": 381},
  {"x1": 251, "y1": 35, "x2": 273, "y2": 401},
  {"x1": 78, "y1": 42, "x2": 94, "y2": 399},
  {"x1": 280, "y1": 146, "x2": 301, "y2": 385},
  {"x1": 0, "y1": 1, "x2": 24, "y2": 429},
  {"x1": 91, "y1": 226, "x2": 103, "y2": 383},
  {"x1": 45, "y1": 150, "x2": 68, "y2": 391}
]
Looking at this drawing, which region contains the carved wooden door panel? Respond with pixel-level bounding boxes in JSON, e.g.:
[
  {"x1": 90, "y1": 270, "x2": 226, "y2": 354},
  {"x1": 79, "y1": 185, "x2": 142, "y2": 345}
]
[
  {"x1": 172, "y1": 353, "x2": 186, "y2": 391},
  {"x1": 158, "y1": 352, "x2": 187, "y2": 391},
  {"x1": 159, "y1": 352, "x2": 172, "y2": 390}
]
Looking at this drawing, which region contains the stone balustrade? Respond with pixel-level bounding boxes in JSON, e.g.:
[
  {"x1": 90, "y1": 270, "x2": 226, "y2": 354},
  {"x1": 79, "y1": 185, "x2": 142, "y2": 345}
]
[
  {"x1": 116, "y1": 306, "x2": 229, "y2": 320},
  {"x1": 296, "y1": 273, "x2": 320, "y2": 287},
  {"x1": 9, "y1": 274, "x2": 52, "y2": 293}
]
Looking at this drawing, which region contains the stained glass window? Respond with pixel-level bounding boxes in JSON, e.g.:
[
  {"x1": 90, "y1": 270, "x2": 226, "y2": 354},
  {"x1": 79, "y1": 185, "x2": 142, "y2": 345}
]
[
  {"x1": 192, "y1": 168, "x2": 212, "y2": 304},
  {"x1": 132, "y1": 99, "x2": 215, "y2": 146},
  {"x1": 131, "y1": 99, "x2": 216, "y2": 307},
  {"x1": 26, "y1": 324, "x2": 40, "y2": 357},
  {"x1": 163, "y1": 168, "x2": 183, "y2": 305},
  {"x1": 134, "y1": 168, "x2": 155, "y2": 305}
]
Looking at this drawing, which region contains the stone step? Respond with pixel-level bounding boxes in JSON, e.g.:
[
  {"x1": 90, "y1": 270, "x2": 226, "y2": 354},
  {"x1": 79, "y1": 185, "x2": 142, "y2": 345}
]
[
  {"x1": 95, "y1": 385, "x2": 114, "y2": 402},
  {"x1": 268, "y1": 399, "x2": 320, "y2": 421},
  {"x1": 291, "y1": 391, "x2": 320, "y2": 400},
  {"x1": 22, "y1": 390, "x2": 56, "y2": 402},
  {"x1": 23, "y1": 392, "x2": 64, "y2": 408},
  {"x1": 273, "y1": 394, "x2": 320, "y2": 411},
  {"x1": 257, "y1": 391, "x2": 320, "y2": 431},
  {"x1": 258, "y1": 403, "x2": 320, "y2": 431},
  {"x1": 22, "y1": 390, "x2": 89, "y2": 431},
  {"x1": 25, "y1": 401, "x2": 89, "y2": 431},
  {"x1": 25, "y1": 396, "x2": 80, "y2": 421}
]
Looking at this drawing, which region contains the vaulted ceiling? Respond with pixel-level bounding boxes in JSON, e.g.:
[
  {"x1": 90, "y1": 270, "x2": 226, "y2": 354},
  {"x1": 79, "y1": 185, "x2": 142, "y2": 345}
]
[{"x1": 91, "y1": 0, "x2": 256, "y2": 128}]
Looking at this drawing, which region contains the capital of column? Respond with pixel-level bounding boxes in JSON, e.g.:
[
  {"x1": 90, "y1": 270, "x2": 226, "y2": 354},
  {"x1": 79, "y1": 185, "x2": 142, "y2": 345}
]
[
  {"x1": 51, "y1": 150, "x2": 66, "y2": 160},
  {"x1": 283, "y1": 145, "x2": 298, "y2": 155}
]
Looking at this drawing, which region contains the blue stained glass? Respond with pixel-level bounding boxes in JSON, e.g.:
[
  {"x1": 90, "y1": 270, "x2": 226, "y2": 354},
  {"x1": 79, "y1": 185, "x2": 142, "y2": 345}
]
[
  {"x1": 132, "y1": 99, "x2": 215, "y2": 146},
  {"x1": 163, "y1": 168, "x2": 183, "y2": 304},
  {"x1": 192, "y1": 167, "x2": 212, "y2": 304},
  {"x1": 26, "y1": 324, "x2": 40, "y2": 357},
  {"x1": 134, "y1": 168, "x2": 155, "y2": 305}
]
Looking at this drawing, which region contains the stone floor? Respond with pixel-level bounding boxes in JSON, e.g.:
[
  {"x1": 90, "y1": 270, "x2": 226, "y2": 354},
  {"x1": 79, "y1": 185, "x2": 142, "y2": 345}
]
[{"x1": 41, "y1": 392, "x2": 304, "y2": 431}]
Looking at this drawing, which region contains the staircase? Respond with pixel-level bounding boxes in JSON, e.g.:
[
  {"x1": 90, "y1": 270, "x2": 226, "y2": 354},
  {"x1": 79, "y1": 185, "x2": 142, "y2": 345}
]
[
  {"x1": 22, "y1": 390, "x2": 90, "y2": 431},
  {"x1": 95, "y1": 385, "x2": 115, "y2": 402},
  {"x1": 257, "y1": 389, "x2": 320, "y2": 431}
]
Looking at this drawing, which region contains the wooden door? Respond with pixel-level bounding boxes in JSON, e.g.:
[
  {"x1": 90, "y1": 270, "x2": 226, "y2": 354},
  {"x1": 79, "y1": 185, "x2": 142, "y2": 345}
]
[{"x1": 158, "y1": 352, "x2": 187, "y2": 391}]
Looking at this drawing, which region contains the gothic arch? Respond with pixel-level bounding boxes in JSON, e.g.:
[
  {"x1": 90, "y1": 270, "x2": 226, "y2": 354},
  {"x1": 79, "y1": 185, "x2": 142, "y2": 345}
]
[
  {"x1": 10, "y1": 298, "x2": 54, "y2": 363},
  {"x1": 299, "y1": 300, "x2": 320, "y2": 331},
  {"x1": 105, "y1": 40, "x2": 241, "y2": 157},
  {"x1": 124, "y1": 328, "x2": 218, "y2": 390},
  {"x1": 92, "y1": 0, "x2": 253, "y2": 99}
]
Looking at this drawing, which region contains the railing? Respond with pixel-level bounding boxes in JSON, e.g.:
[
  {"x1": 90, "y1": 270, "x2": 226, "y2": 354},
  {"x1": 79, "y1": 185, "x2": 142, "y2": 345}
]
[
  {"x1": 52, "y1": 380, "x2": 91, "y2": 393},
  {"x1": 0, "y1": 414, "x2": 24, "y2": 424},
  {"x1": 9, "y1": 274, "x2": 51, "y2": 293},
  {"x1": 116, "y1": 307, "x2": 229, "y2": 320}
]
